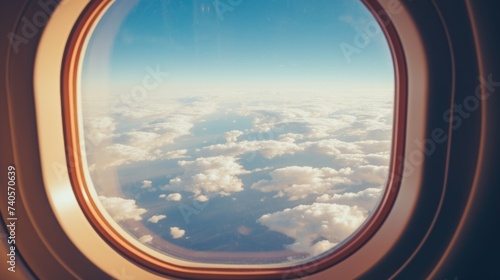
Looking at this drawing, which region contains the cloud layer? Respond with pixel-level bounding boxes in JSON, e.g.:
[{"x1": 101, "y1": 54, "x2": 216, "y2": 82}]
[
  {"x1": 85, "y1": 93, "x2": 393, "y2": 259},
  {"x1": 99, "y1": 196, "x2": 147, "y2": 222},
  {"x1": 252, "y1": 166, "x2": 354, "y2": 201},
  {"x1": 162, "y1": 156, "x2": 249, "y2": 200},
  {"x1": 258, "y1": 203, "x2": 366, "y2": 256}
]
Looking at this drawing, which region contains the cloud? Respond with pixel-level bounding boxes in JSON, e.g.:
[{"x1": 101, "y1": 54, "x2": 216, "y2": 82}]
[
  {"x1": 225, "y1": 130, "x2": 244, "y2": 142},
  {"x1": 86, "y1": 96, "x2": 220, "y2": 169},
  {"x1": 350, "y1": 165, "x2": 389, "y2": 185},
  {"x1": 99, "y1": 196, "x2": 147, "y2": 221},
  {"x1": 362, "y1": 153, "x2": 391, "y2": 166},
  {"x1": 147, "y1": 116, "x2": 194, "y2": 144},
  {"x1": 251, "y1": 166, "x2": 354, "y2": 201},
  {"x1": 81, "y1": 92, "x2": 397, "y2": 263},
  {"x1": 141, "y1": 180, "x2": 153, "y2": 189},
  {"x1": 139, "y1": 235, "x2": 153, "y2": 243},
  {"x1": 100, "y1": 119, "x2": 193, "y2": 167},
  {"x1": 295, "y1": 136, "x2": 391, "y2": 167},
  {"x1": 279, "y1": 118, "x2": 354, "y2": 139},
  {"x1": 235, "y1": 96, "x2": 393, "y2": 143},
  {"x1": 121, "y1": 131, "x2": 160, "y2": 146},
  {"x1": 198, "y1": 140, "x2": 303, "y2": 159},
  {"x1": 195, "y1": 195, "x2": 209, "y2": 202},
  {"x1": 84, "y1": 117, "x2": 116, "y2": 146},
  {"x1": 251, "y1": 163, "x2": 388, "y2": 202},
  {"x1": 237, "y1": 102, "x2": 341, "y2": 133},
  {"x1": 170, "y1": 227, "x2": 185, "y2": 239},
  {"x1": 316, "y1": 188, "x2": 382, "y2": 211},
  {"x1": 164, "y1": 149, "x2": 188, "y2": 159},
  {"x1": 301, "y1": 139, "x2": 362, "y2": 157},
  {"x1": 99, "y1": 143, "x2": 187, "y2": 169},
  {"x1": 111, "y1": 95, "x2": 218, "y2": 121},
  {"x1": 147, "y1": 214, "x2": 167, "y2": 223},
  {"x1": 165, "y1": 193, "x2": 182, "y2": 201},
  {"x1": 355, "y1": 140, "x2": 392, "y2": 154},
  {"x1": 237, "y1": 104, "x2": 354, "y2": 138},
  {"x1": 278, "y1": 133, "x2": 304, "y2": 142},
  {"x1": 163, "y1": 156, "x2": 249, "y2": 200},
  {"x1": 340, "y1": 117, "x2": 393, "y2": 142},
  {"x1": 103, "y1": 144, "x2": 154, "y2": 167},
  {"x1": 257, "y1": 203, "x2": 366, "y2": 257}
]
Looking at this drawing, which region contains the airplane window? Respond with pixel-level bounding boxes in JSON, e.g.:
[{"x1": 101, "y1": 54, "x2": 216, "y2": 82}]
[{"x1": 77, "y1": 0, "x2": 396, "y2": 270}]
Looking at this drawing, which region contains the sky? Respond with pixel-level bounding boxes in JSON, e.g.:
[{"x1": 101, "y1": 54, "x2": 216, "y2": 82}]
[
  {"x1": 83, "y1": 0, "x2": 393, "y2": 94},
  {"x1": 81, "y1": 0, "x2": 395, "y2": 265}
]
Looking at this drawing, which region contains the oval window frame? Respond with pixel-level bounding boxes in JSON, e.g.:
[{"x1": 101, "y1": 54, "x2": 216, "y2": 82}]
[{"x1": 57, "y1": 0, "x2": 408, "y2": 278}]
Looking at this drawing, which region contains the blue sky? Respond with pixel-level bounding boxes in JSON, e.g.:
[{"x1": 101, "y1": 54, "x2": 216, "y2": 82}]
[{"x1": 84, "y1": 0, "x2": 393, "y2": 93}]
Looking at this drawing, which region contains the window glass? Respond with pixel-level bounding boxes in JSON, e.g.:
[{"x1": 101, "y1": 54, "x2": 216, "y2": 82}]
[{"x1": 81, "y1": 0, "x2": 394, "y2": 265}]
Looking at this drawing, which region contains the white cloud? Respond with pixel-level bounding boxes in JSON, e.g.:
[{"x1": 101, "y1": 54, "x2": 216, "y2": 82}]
[
  {"x1": 225, "y1": 130, "x2": 244, "y2": 142},
  {"x1": 316, "y1": 188, "x2": 382, "y2": 211},
  {"x1": 141, "y1": 180, "x2": 153, "y2": 189},
  {"x1": 363, "y1": 153, "x2": 391, "y2": 166},
  {"x1": 82, "y1": 92, "x2": 397, "y2": 262},
  {"x1": 340, "y1": 118, "x2": 392, "y2": 142},
  {"x1": 165, "y1": 193, "x2": 182, "y2": 201},
  {"x1": 350, "y1": 165, "x2": 389, "y2": 185},
  {"x1": 278, "y1": 133, "x2": 304, "y2": 142},
  {"x1": 237, "y1": 104, "x2": 353, "y2": 138},
  {"x1": 170, "y1": 227, "x2": 185, "y2": 239},
  {"x1": 164, "y1": 149, "x2": 188, "y2": 159},
  {"x1": 301, "y1": 139, "x2": 362, "y2": 157},
  {"x1": 100, "y1": 119, "x2": 192, "y2": 168},
  {"x1": 235, "y1": 95, "x2": 393, "y2": 144},
  {"x1": 99, "y1": 144, "x2": 188, "y2": 169},
  {"x1": 84, "y1": 117, "x2": 116, "y2": 146},
  {"x1": 195, "y1": 195, "x2": 209, "y2": 202},
  {"x1": 281, "y1": 118, "x2": 354, "y2": 139},
  {"x1": 147, "y1": 116, "x2": 194, "y2": 144},
  {"x1": 104, "y1": 144, "x2": 154, "y2": 167},
  {"x1": 99, "y1": 196, "x2": 147, "y2": 222},
  {"x1": 355, "y1": 140, "x2": 392, "y2": 154},
  {"x1": 297, "y1": 138, "x2": 391, "y2": 167},
  {"x1": 147, "y1": 214, "x2": 167, "y2": 223},
  {"x1": 258, "y1": 203, "x2": 366, "y2": 257},
  {"x1": 163, "y1": 156, "x2": 249, "y2": 200},
  {"x1": 121, "y1": 131, "x2": 160, "y2": 146},
  {"x1": 251, "y1": 163, "x2": 388, "y2": 202},
  {"x1": 238, "y1": 101, "x2": 340, "y2": 132},
  {"x1": 86, "y1": 96, "x2": 220, "y2": 169},
  {"x1": 198, "y1": 140, "x2": 302, "y2": 159},
  {"x1": 286, "y1": 239, "x2": 338, "y2": 259},
  {"x1": 251, "y1": 166, "x2": 354, "y2": 201},
  {"x1": 139, "y1": 234, "x2": 153, "y2": 243}
]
